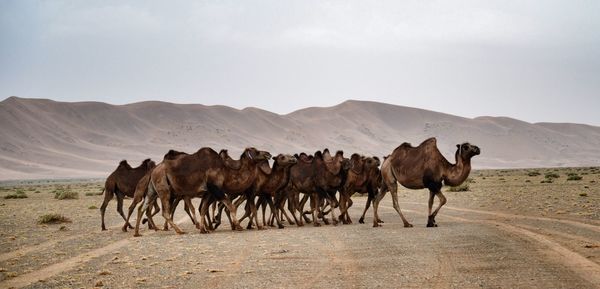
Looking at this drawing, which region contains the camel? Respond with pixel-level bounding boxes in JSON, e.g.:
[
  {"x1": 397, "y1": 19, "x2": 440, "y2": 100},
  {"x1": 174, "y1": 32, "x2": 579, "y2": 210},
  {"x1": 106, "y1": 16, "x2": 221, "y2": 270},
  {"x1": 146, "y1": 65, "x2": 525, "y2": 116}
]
[
  {"x1": 286, "y1": 150, "x2": 349, "y2": 226},
  {"x1": 372, "y1": 138, "x2": 480, "y2": 228},
  {"x1": 339, "y1": 154, "x2": 380, "y2": 224},
  {"x1": 241, "y1": 154, "x2": 297, "y2": 229},
  {"x1": 135, "y1": 147, "x2": 271, "y2": 236},
  {"x1": 100, "y1": 158, "x2": 155, "y2": 231}
]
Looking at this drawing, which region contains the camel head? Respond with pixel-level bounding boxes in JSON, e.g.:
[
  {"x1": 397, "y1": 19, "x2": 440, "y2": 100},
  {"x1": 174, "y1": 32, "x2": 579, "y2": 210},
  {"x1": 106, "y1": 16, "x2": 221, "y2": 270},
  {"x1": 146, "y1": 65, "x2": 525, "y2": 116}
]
[
  {"x1": 273, "y1": 154, "x2": 297, "y2": 167},
  {"x1": 456, "y1": 142, "x2": 481, "y2": 160},
  {"x1": 243, "y1": 147, "x2": 272, "y2": 162},
  {"x1": 364, "y1": 156, "x2": 380, "y2": 169}
]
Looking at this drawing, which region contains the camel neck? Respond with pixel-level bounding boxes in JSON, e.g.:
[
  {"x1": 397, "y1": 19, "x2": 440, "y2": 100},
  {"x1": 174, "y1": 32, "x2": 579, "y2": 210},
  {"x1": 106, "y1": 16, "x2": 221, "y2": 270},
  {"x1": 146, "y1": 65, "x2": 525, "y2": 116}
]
[{"x1": 444, "y1": 154, "x2": 471, "y2": 186}]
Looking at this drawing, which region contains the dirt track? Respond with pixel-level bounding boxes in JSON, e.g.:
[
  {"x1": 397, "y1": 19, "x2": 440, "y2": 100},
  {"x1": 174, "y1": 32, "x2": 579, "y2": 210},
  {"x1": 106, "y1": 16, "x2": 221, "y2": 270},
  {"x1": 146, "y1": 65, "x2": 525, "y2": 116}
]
[{"x1": 1, "y1": 168, "x2": 600, "y2": 288}]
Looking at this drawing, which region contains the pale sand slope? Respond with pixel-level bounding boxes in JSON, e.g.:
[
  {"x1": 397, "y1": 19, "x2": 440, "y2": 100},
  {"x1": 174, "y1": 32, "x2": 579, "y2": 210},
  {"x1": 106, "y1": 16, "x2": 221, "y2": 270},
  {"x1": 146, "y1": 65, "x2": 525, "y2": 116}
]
[{"x1": 1, "y1": 96, "x2": 599, "y2": 180}]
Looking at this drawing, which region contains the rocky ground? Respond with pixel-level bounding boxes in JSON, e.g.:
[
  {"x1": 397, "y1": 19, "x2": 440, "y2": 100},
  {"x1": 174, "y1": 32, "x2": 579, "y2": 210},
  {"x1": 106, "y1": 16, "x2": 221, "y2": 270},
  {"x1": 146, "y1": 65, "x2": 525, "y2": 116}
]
[{"x1": 0, "y1": 167, "x2": 599, "y2": 288}]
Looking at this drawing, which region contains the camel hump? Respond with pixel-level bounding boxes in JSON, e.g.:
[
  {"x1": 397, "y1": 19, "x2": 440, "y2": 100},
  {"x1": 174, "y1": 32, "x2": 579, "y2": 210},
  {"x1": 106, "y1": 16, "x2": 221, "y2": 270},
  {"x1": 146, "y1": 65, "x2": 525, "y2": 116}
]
[
  {"x1": 421, "y1": 137, "x2": 437, "y2": 147},
  {"x1": 119, "y1": 160, "x2": 129, "y2": 166},
  {"x1": 164, "y1": 149, "x2": 186, "y2": 160},
  {"x1": 314, "y1": 151, "x2": 323, "y2": 160}
]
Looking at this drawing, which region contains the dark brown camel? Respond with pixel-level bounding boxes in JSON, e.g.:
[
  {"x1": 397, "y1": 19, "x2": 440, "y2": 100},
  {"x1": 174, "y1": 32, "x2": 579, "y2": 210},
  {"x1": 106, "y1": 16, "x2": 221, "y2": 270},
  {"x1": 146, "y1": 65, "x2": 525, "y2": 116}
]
[
  {"x1": 135, "y1": 147, "x2": 271, "y2": 236},
  {"x1": 339, "y1": 154, "x2": 380, "y2": 224},
  {"x1": 211, "y1": 148, "x2": 273, "y2": 231},
  {"x1": 372, "y1": 138, "x2": 480, "y2": 228},
  {"x1": 101, "y1": 158, "x2": 155, "y2": 231},
  {"x1": 286, "y1": 150, "x2": 349, "y2": 226},
  {"x1": 238, "y1": 154, "x2": 297, "y2": 229}
]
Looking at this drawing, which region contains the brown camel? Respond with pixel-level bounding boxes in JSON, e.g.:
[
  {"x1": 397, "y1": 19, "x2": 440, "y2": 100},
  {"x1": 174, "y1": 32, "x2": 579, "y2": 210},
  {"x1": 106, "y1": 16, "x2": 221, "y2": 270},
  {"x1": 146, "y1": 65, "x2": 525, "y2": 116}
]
[
  {"x1": 101, "y1": 158, "x2": 155, "y2": 231},
  {"x1": 372, "y1": 138, "x2": 480, "y2": 228},
  {"x1": 211, "y1": 148, "x2": 273, "y2": 231},
  {"x1": 135, "y1": 147, "x2": 271, "y2": 235},
  {"x1": 239, "y1": 154, "x2": 297, "y2": 229},
  {"x1": 285, "y1": 150, "x2": 349, "y2": 226},
  {"x1": 339, "y1": 154, "x2": 380, "y2": 224}
]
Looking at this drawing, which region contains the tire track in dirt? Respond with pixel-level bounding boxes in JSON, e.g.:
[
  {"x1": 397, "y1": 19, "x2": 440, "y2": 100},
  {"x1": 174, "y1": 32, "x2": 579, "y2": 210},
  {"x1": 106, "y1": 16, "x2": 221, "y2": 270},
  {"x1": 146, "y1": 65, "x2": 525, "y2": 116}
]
[
  {"x1": 401, "y1": 201, "x2": 600, "y2": 233},
  {"x1": 0, "y1": 216, "x2": 190, "y2": 289},
  {"x1": 382, "y1": 205, "x2": 600, "y2": 287},
  {"x1": 0, "y1": 222, "x2": 129, "y2": 263}
]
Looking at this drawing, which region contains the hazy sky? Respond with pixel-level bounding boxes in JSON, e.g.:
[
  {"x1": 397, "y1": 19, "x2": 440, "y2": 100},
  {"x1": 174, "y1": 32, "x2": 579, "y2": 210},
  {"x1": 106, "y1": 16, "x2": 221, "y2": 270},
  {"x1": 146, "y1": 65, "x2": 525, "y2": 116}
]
[{"x1": 1, "y1": 1, "x2": 599, "y2": 125}]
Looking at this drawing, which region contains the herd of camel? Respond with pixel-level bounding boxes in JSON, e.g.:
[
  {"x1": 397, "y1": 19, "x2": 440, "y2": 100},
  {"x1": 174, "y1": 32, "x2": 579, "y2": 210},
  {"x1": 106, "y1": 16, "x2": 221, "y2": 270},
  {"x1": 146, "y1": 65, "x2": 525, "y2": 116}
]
[{"x1": 100, "y1": 137, "x2": 481, "y2": 236}]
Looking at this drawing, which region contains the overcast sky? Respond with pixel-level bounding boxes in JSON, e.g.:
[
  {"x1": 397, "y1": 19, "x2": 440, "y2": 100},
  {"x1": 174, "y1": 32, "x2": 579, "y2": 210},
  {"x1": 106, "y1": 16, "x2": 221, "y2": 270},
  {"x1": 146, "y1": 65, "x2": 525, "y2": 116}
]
[{"x1": 1, "y1": 1, "x2": 599, "y2": 125}]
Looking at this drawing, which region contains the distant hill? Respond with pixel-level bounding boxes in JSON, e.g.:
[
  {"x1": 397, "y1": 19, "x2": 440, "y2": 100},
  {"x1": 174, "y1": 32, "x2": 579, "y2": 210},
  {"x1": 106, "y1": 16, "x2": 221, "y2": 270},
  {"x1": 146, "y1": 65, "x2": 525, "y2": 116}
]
[{"x1": 1, "y1": 96, "x2": 599, "y2": 180}]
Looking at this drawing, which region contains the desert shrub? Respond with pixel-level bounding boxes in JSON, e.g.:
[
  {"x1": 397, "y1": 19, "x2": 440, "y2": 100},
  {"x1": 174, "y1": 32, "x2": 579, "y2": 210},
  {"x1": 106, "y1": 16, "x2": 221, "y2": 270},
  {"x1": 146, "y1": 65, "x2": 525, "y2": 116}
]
[
  {"x1": 567, "y1": 174, "x2": 582, "y2": 181},
  {"x1": 527, "y1": 171, "x2": 541, "y2": 177},
  {"x1": 4, "y1": 190, "x2": 28, "y2": 199},
  {"x1": 38, "y1": 214, "x2": 72, "y2": 224},
  {"x1": 540, "y1": 179, "x2": 553, "y2": 184},
  {"x1": 447, "y1": 183, "x2": 470, "y2": 192},
  {"x1": 525, "y1": 180, "x2": 531, "y2": 183},
  {"x1": 85, "y1": 192, "x2": 96, "y2": 196},
  {"x1": 88, "y1": 205, "x2": 98, "y2": 209},
  {"x1": 54, "y1": 189, "x2": 79, "y2": 200},
  {"x1": 34, "y1": 190, "x2": 41, "y2": 194},
  {"x1": 544, "y1": 173, "x2": 560, "y2": 179}
]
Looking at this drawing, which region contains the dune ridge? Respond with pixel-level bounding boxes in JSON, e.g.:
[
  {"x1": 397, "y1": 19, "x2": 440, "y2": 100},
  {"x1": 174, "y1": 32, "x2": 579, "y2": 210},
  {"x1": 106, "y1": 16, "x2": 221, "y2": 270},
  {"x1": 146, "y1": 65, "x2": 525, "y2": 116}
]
[{"x1": 1, "y1": 96, "x2": 599, "y2": 180}]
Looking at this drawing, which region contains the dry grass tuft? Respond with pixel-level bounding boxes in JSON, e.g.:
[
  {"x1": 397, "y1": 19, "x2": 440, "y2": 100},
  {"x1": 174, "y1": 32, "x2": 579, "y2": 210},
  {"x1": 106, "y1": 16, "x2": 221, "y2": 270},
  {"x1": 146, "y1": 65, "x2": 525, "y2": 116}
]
[{"x1": 38, "y1": 213, "x2": 72, "y2": 224}]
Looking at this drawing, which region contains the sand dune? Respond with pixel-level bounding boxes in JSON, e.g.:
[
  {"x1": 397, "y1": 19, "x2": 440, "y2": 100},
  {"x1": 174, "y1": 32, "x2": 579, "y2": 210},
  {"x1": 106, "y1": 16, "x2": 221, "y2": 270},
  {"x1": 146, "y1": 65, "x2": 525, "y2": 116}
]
[{"x1": 1, "y1": 96, "x2": 599, "y2": 180}]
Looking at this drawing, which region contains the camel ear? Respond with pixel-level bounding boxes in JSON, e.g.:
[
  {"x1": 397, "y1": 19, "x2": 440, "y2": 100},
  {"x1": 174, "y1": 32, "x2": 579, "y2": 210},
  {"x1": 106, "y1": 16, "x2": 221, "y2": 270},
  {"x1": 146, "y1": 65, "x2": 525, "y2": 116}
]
[
  {"x1": 258, "y1": 161, "x2": 272, "y2": 175},
  {"x1": 456, "y1": 144, "x2": 460, "y2": 149}
]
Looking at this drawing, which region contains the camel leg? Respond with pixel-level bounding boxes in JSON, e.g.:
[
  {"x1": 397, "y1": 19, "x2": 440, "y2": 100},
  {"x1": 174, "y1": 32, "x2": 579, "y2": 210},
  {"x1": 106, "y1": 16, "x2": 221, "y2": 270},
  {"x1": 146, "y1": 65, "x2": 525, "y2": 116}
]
[
  {"x1": 197, "y1": 195, "x2": 211, "y2": 234},
  {"x1": 100, "y1": 189, "x2": 113, "y2": 231},
  {"x1": 248, "y1": 195, "x2": 263, "y2": 230},
  {"x1": 182, "y1": 197, "x2": 200, "y2": 229},
  {"x1": 346, "y1": 197, "x2": 354, "y2": 224},
  {"x1": 372, "y1": 188, "x2": 387, "y2": 227},
  {"x1": 265, "y1": 196, "x2": 284, "y2": 229},
  {"x1": 358, "y1": 193, "x2": 372, "y2": 224},
  {"x1": 212, "y1": 202, "x2": 226, "y2": 230},
  {"x1": 221, "y1": 197, "x2": 243, "y2": 231},
  {"x1": 389, "y1": 185, "x2": 413, "y2": 228},
  {"x1": 310, "y1": 193, "x2": 321, "y2": 227},
  {"x1": 277, "y1": 195, "x2": 297, "y2": 226},
  {"x1": 427, "y1": 190, "x2": 435, "y2": 226},
  {"x1": 115, "y1": 193, "x2": 132, "y2": 229},
  {"x1": 134, "y1": 187, "x2": 157, "y2": 237},
  {"x1": 146, "y1": 203, "x2": 159, "y2": 231},
  {"x1": 337, "y1": 191, "x2": 348, "y2": 224},
  {"x1": 428, "y1": 191, "x2": 447, "y2": 227},
  {"x1": 123, "y1": 191, "x2": 143, "y2": 232}
]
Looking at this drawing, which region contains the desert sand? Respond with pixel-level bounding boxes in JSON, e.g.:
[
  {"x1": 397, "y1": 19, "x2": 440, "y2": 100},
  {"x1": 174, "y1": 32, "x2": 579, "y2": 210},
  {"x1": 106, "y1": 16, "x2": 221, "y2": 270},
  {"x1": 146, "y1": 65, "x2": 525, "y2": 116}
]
[{"x1": 0, "y1": 167, "x2": 598, "y2": 288}]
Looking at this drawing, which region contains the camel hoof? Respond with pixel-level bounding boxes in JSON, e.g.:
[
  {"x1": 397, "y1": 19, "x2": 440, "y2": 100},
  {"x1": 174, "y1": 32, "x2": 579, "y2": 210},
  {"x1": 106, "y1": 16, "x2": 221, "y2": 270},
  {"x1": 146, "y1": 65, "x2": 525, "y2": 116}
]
[
  {"x1": 404, "y1": 223, "x2": 414, "y2": 228},
  {"x1": 235, "y1": 225, "x2": 244, "y2": 231},
  {"x1": 200, "y1": 229, "x2": 209, "y2": 234},
  {"x1": 122, "y1": 226, "x2": 128, "y2": 233},
  {"x1": 257, "y1": 226, "x2": 266, "y2": 230},
  {"x1": 133, "y1": 233, "x2": 142, "y2": 237},
  {"x1": 358, "y1": 218, "x2": 364, "y2": 224},
  {"x1": 378, "y1": 219, "x2": 384, "y2": 223},
  {"x1": 101, "y1": 228, "x2": 107, "y2": 231},
  {"x1": 313, "y1": 222, "x2": 322, "y2": 227},
  {"x1": 278, "y1": 224, "x2": 285, "y2": 229},
  {"x1": 426, "y1": 222, "x2": 435, "y2": 227},
  {"x1": 373, "y1": 223, "x2": 381, "y2": 228},
  {"x1": 297, "y1": 222, "x2": 304, "y2": 227},
  {"x1": 176, "y1": 231, "x2": 186, "y2": 235},
  {"x1": 128, "y1": 224, "x2": 134, "y2": 229}
]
